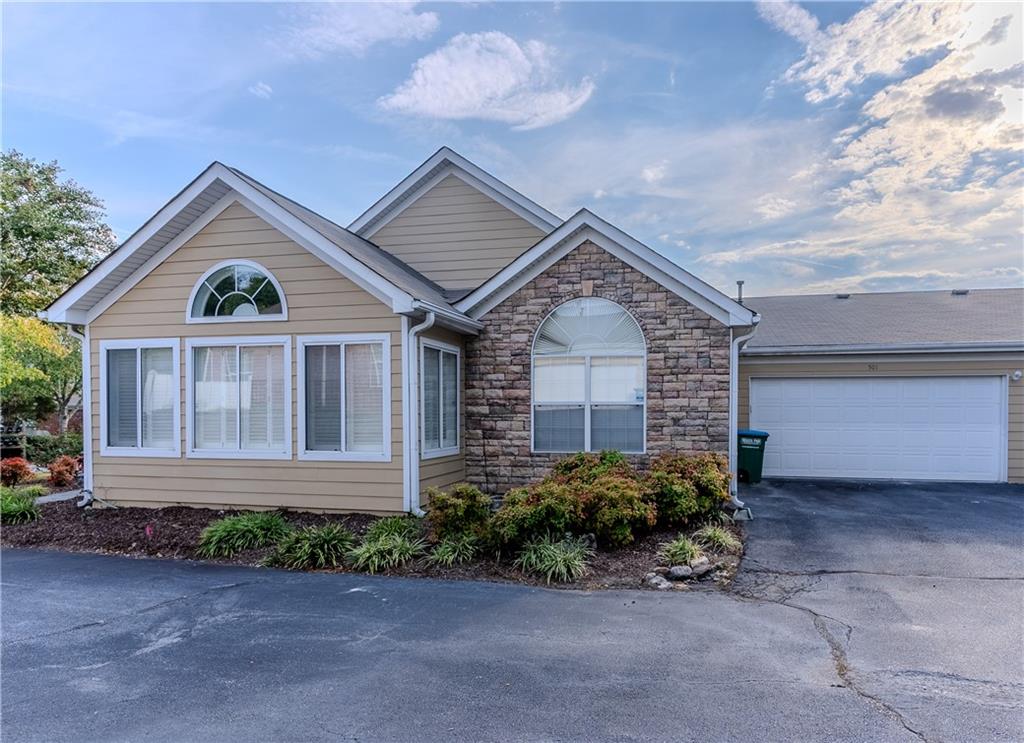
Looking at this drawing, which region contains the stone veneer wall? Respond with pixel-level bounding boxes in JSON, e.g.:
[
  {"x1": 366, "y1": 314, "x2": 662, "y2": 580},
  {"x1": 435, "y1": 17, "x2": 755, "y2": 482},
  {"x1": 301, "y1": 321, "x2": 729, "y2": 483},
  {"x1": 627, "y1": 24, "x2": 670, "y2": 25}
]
[{"x1": 464, "y1": 240, "x2": 732, "y2": 495}]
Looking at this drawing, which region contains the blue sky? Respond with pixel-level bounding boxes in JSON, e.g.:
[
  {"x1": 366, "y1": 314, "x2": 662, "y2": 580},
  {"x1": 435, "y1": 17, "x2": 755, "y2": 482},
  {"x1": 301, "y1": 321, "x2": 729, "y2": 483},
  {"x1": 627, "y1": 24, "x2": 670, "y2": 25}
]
[{"x1": 4, "y1": 1, "x2": 1022, "y2": 296}]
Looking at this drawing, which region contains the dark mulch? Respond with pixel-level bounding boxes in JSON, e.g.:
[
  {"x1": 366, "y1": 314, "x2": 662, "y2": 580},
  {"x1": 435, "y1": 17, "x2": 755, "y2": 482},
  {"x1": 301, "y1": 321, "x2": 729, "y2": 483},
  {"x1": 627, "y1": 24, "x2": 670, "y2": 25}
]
[{"x1": 1, "y1": 501, "x2": 744, "y2": 590}]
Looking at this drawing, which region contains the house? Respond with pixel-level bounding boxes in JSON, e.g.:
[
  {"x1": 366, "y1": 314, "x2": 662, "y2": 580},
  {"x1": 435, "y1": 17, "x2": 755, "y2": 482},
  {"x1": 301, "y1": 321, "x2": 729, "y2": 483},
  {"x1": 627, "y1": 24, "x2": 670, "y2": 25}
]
[{"x1": 42, "y1": 148, "x2": 1023, "y2": 515}]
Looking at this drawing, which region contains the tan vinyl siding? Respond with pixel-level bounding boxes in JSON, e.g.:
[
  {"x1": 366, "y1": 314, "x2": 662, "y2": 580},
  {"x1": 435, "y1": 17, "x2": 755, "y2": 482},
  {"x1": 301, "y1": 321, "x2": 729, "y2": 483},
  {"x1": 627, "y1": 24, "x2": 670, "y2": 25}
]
[
  {"x1": 371, "y1": 175, "x2": 546, "y2": 290},
  {"x1": 738, "y1": 352, "x2": 1024, "y2": 483},
  {"x1": 89, "y1": 202, "x2": 406, "y2": 512},
  {"x1": 419, "y1": 326, "x2": 467, "y2": 502}
]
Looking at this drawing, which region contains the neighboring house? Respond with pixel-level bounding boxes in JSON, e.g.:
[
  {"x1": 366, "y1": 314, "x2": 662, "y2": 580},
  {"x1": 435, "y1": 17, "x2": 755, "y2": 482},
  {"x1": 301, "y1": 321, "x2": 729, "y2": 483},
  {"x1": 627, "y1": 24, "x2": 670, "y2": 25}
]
[
  {"x1": 740, "y1": 289, "x2": 1023, "y2": 483},
  {"x1": 42, "y1": 148, "x2": 1023, "y2": 515}
]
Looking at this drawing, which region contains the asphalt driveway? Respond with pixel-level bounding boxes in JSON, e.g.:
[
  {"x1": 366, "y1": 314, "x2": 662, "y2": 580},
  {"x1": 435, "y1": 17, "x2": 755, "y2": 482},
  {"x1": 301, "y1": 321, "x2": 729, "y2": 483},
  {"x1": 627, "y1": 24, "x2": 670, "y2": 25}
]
[{"x1": 2, "y1": 481, "x2": 1022, "y2": 742}]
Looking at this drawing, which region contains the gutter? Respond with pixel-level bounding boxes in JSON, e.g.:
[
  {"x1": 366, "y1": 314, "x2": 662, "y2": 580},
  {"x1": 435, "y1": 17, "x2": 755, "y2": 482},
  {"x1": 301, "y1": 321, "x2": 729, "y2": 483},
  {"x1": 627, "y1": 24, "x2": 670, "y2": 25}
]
[
  {"x1": 403, "y1": 311, "x2": 436, "y2": 516},
  {"x1": 412, "y1": 300, "x2": 482, "y2": 334},
  {"x1": 728, "y1": 314, "x2": 761, "y2": 506},
  {"x1": 741, "y1": 341, "x2": 1024, "y2": 356},
  {"x1": 59, "y1": 322, "x2": 94, "y2": 508}
]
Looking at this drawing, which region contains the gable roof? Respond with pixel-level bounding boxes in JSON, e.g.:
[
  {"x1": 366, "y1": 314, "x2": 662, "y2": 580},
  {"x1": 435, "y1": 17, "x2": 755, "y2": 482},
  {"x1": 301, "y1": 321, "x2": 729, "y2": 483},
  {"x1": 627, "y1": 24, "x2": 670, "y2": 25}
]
[
  {"x1": 742, "y1": 288, "x2": 1024, "y2": 354},
  {"x1": 44, "y1": 162, "x2": 479, "y2": 331},
  {"x1": 348, "y1": 146, "x2": 562, "y2": 237},
  {"x1": 455, "y1": 208, "x2": 757, "y2": 328}
]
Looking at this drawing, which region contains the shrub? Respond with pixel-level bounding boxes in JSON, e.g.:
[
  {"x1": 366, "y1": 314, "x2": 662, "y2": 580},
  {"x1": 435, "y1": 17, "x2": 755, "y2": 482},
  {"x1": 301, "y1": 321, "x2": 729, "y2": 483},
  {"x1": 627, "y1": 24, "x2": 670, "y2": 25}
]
[
  {"x1": 428, "y1": 533, "x2": 479, "y2": 567},
  {"x1": 579, "y1": 475, "x2": 656, "y2": 548},
  {"x1": 425, "y1": 483, "x2": 492, "y2": 540},
  {"x1": 643, "y1": 471, "x2": 700, "y2": 527},
  {"x1": 513, "y1": 535, "x2": 593, "y2": 584},
  {"x1": 658, "y1": 535, "x2": 704, "y2": 566},
  {"x1": 1, "y1": 488, "x2": 40, "y2": 524},
  {"x1": 264, "y1": 525, "x2": 355, "y2": 570},
  {"x1": 196, "y1": 512, "x2": 292, "y2": 558},
  {"x1": 25, "y1": 434, "x2": 83, "y2": 466},
  {"x1": 646, "y1": 453, "x2": 731, "y2": 523},
  {"x1": 365, "y1": 515, "x2": 423, "y2": 541},
  {"x1": 550, "y1": 450, "x2": 635, "y2": 487},
  {"x1": 695, "y1": 525, "x2": 743, "y2": 554},
  {"x1": 1, "y1": 457, "x2": 32, "y2": 487},
  {"x1": 47, "y1": 455, "x2": 80, "y2": 488},
  {"x1": 490, "y1": 482, "x2": 585, "y2": 549},
  {"x1": 347, "y1": 534, "x2": 427, "y2": 574}
]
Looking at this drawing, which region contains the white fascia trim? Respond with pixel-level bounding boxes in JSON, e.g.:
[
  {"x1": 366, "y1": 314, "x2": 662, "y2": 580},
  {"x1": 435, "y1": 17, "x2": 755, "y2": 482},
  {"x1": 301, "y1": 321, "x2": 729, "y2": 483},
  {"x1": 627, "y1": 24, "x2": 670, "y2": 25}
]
[
  {"x1": 295, "y1": 333, "x2": 392, "y2": 463},
  {"x1": 456, "y1": 210, "x2": 755, "y2": 327},
  {"x1": 412, "y1": 300, "x2": 482, "y2": 334},
  {"x1": 98, "y1": 338, "x2": 182, "y2": 459},
  {"x1": 741, "y1": 342, "x2": 1024, "y2": 356},
  {"x1": 350, "y1": 148, "x2": 561, "y2": 237},
  {"x1": 184, "y1": 335, "x2": 293, "y2": 461},
  {"x1": 185, "y1": 258, "x2": 289, "y2": 324}
]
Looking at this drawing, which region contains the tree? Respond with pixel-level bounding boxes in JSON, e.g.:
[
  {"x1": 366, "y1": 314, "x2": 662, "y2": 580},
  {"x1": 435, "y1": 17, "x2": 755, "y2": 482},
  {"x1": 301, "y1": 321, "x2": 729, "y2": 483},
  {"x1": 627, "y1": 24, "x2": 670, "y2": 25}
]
[
  {"x1": 1, "y1": 150, "x2": 116, "y2": 316},
  {"x1": 0, "y1": 315, "x2": 81, "y2": 433}
]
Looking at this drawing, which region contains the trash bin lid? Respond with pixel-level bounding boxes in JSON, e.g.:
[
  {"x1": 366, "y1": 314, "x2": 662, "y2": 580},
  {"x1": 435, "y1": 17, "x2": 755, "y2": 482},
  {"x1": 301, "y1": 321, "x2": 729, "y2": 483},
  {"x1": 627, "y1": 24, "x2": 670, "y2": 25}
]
[{"x1": 738, "y1": 428, "x2": 769, "y2": 437}]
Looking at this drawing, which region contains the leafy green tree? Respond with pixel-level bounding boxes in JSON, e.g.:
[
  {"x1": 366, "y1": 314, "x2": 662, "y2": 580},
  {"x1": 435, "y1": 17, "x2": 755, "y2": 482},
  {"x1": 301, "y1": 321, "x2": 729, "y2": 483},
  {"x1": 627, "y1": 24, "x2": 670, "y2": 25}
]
[
  {"x1": 0, "y1": 315, "x2": 81, "y2": 432},
  {"x1": 1, "y1": 150, "x2": 116, "y2": 316}
]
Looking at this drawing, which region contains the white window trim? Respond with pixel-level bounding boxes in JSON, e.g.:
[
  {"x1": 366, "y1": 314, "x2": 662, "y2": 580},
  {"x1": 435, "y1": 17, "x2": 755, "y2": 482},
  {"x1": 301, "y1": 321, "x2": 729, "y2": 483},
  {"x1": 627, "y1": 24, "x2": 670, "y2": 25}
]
[
  {"x1": 186, "y1": 259, "x2": 288, "y2": 324},
  {"x1": 420, "y1": 338, "x2": 461, "y2": 460},
  {"x1": 296, "y1": 333, "x2": 392, "y2": 462},
  {"x1": 99, "y1": 338, "x2": 181, "y2": 458},
  {"x1": 185, "y1": 335, "x2": 292, "y2": 460},
  {"x1": 530, "y1": 302, "x2": 647, "y2": 455}
]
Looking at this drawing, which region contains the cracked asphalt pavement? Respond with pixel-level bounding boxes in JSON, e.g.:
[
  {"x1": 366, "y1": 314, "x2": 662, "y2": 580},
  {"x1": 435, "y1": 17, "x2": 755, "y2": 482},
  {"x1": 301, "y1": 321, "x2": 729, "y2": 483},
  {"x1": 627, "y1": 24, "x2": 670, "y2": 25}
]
[{"x1": 2, "y1": 480, "x2": 1022, "y2": 742}]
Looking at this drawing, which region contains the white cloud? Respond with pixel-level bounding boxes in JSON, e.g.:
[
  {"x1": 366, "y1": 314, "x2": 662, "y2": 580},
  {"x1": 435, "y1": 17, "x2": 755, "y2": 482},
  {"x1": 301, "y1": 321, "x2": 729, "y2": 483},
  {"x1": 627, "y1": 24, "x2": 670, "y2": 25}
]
[
  {"x1": 248, "y1": 81, "x2": 273, "y2": 99},
  {"x1": 284, "y1": 2, "x2": 438, "y2": 58},
  {"x1": 755, "y1": 1, "x2": 820, "y2": 45},
  {"x1": 378, "y1": 32, "x2": 595, "y2": 130},
  {"x1": 641, "y1": 160, "x2": 668, "y2": 184},
  {"x1": 755, "y1": 195, "x2": 797, "y2": 220}
]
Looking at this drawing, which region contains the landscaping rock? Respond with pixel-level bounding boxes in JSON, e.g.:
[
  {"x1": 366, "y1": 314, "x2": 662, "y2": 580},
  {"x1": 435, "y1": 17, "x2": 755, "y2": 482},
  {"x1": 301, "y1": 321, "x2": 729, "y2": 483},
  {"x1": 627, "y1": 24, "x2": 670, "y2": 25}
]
[
  {"x1": 672, "y1": 582, "x2": 690, "y2": 591},
  {"x1": 689, "y1": 556, "x2": 712, "y2": 577},
  {"x1": 653, "y1": 566, "x2": 670, "y2": 576},
  {"x1": 667, "y1": 565, "x2": 692, "y2": 580},
  {"x1": 645, "y1": 574, "x2": 673, "y2": 590}
]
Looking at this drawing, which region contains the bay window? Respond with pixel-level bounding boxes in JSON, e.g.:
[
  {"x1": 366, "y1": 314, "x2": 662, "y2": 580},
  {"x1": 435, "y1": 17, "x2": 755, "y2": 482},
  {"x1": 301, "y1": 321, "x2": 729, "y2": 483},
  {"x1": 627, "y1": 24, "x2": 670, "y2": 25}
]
[
  {"x1": 186, "y1": 336, "x2": 291, "y2": 459},
  {"x1": 100, "y1": 339, "x2": 180, "y2": 457},
  {"x1": 532, "y1": 298, "x2": 646, "y2": 453},
  {"x1": 421, "y1": 340, "x2": 459, "y2": 458},
  {"x1": 297, "y1": 334, "x2": 390, "y2": 461}
]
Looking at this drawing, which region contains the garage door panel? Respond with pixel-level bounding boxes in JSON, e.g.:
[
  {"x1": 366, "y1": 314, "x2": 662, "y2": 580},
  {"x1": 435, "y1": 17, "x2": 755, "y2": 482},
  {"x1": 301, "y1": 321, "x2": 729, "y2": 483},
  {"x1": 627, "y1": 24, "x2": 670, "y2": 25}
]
[{"x1": 750, "y1": 376, "x2": 1005, "y2": 482}]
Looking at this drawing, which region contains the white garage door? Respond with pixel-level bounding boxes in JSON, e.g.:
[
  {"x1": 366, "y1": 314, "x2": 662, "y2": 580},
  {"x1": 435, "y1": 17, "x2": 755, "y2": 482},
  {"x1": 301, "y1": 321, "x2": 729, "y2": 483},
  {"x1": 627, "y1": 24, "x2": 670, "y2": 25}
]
[{"x1": 749, "y1": 377, "x2": 1006, "y2": 482}]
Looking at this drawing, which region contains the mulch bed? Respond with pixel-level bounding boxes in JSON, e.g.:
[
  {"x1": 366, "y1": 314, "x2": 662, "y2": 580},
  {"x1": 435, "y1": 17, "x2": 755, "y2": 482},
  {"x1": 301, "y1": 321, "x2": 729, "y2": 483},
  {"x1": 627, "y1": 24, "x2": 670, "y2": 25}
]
[{"x1": 1, "y1": 500, "x2": 744, "y2": 591}]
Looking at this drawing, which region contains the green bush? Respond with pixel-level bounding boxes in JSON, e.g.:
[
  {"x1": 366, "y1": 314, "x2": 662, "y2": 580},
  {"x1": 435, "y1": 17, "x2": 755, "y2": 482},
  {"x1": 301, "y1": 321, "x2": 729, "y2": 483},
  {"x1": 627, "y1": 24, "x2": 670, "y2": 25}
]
[
  {"x1": 264, "y1": 525, "x2": 355, "y2": 569},
  {"x1": 579, "y1": 475, "x2": 656, "y2": 548},
  {"x1": 643, "y1": 471, "x2": 700, "y2": 527},
  {"x1": 550, "y1": 450, "x2": 634, "y2": 486},
  {"x1": 1, "y1": 488, "x2": 40, "y2": 524},
  {"x1": 24, "y1": 434, "x2": 83, "y2": 466},
  {"x1": 695, "y1": 524, "x2": 742, "y2": 554},
  {"x1": 365, "y1": 515, "x2": 423, "y2": 541},
  {"x1": 514, "y1": 535, "x2": 593, "y2": 584},
  {"x1": 196, "y1": 512, "x2": 292, "y2": 558},
  {"x1": 645, "y1": 453, "x2": 731, "y2": 523},
  {"x1": 425, "y1": 483, "x2": 492, "y2": 540},
  {"x1": 490, "y1": 482, "x2": 585, "y2": 549},
  {"x1": 428, "y1": 533, "x2": 479, "y2": 567},
  {"x1": 658, "y1": 535, "x2": 704, "y2": 566},
  {"x1": 347, "y1": 534, "x2": 427, "y2": 574}
]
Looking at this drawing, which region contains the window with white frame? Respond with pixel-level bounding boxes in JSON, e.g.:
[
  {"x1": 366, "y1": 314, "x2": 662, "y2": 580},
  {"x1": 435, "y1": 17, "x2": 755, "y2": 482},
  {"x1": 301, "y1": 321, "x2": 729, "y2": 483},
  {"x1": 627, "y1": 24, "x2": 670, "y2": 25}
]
[
  {"x1": 186, "y1": 336, "x2": 291, "y2": 459},
  {"x1": 100, "y1": 339, "x2": 180, "y2": 457},
  {"x1": 532, "y1": 298, "x2": 646, "y2": 453},
  {"x1": 297, "y1": 335, "x2": 390, "y2": 461},
  {"x1": 188, "y1": 260, "x2": 286, "y2": 322},
  {"x1": 421, "y1": 340, "x2": 459, "y2": 457}
]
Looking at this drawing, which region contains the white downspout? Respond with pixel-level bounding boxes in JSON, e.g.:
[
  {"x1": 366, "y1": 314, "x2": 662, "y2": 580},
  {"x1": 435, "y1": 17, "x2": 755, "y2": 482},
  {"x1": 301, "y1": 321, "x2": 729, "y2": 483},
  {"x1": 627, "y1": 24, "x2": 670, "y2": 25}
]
[
  {"x1": 404, "y1": 311, "x2": 435, "y2": 516},
  {"x1": 68, "y1": 325, "x2": 93, "y2": 506},
  {"x1": 729, "y1": 315, "x2": 760, "y2": 507}
]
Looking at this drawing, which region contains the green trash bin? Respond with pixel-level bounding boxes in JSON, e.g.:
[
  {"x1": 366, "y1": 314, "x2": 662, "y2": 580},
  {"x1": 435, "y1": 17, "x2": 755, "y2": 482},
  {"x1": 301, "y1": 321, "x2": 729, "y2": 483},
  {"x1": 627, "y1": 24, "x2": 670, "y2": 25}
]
[{"x1": 737, "y1": 429, "x2": 769, "y2": 483}]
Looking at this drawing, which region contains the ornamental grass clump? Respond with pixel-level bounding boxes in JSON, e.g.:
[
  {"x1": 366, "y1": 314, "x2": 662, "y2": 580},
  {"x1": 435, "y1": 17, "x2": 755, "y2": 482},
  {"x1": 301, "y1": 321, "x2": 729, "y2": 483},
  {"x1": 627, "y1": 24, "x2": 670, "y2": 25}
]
[
  {"x1": 0, "y1": 488, "x2": 40, "y2": 524},
  {"x1": 196, "y1": 512, "x2": 292, "y2": 558},
  {"x1": 264, "y1": 524, "x2": 356, "y2": 570},
  {"x1": 658, "y1": 535, "x2": 704, "y2": 566},
  {"x1": 364, "y1": 515, "x2": 423, "y2": 541},
  {"x1": 347, "y1": 533, "x2": 427, "y2": 574},
  {"x1": 513, "y1": 535, "x2": 593, "y2": 584},
  {"x1": 428, "y1": 533, "x2": 479, "y2": 567},
  {"x1": 695, "y1": 524, "x2": 743, "y2": 554}
]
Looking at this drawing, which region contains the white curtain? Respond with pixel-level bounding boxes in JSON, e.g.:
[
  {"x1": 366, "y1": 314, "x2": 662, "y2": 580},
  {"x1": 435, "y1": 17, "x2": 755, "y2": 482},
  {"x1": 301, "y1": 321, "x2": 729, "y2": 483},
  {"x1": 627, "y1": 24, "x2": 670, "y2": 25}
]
[
  {"x1": 194, "y1": 346, "x2": 239, "y2": 450},
  {"x1": 141, "y1": 347, "x2": 175, "y2": 448},
  {"x1": 345, "y1": 343, "x2": 384, "y2": 452},
  {"x1": 533, "y1": 357, "x2": 585, "y2": 402},
  {"x1": 240, "y1": 346, "x2": 284, "y2": 451}
]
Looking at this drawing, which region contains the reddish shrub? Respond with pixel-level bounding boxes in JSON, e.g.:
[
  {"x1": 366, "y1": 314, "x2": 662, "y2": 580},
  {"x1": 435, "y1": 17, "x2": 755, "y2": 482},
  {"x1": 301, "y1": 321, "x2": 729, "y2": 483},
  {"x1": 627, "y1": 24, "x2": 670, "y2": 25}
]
[
  {"x1": 577, "y1": 475, "x2": 656, "y2": 548},
  {"x1": 1, "y1": 457, "x2": 32, "y2": 487},
  {"x1": 47, "y1": 455, "x2": 80, "y2": 488}
]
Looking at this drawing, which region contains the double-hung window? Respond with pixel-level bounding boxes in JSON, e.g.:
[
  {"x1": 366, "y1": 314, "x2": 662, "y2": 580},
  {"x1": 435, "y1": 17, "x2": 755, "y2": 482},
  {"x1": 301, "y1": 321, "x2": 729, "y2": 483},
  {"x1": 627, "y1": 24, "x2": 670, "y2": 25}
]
[
  {"x1": 420, "y1": 340, "x2": 459, "y2": 458},
  {"x1": 297, "y1": 334, "x2": 390, "y2": 461},
  {"x1": 186, "y1": 336, "x2": 291, "y2": 459},
  {"x1": 100, "y1": 339, "x2": 180, "y2": 457},
  {"x1": 532, "y1": 298, "x2": 646, "y2": 453}
]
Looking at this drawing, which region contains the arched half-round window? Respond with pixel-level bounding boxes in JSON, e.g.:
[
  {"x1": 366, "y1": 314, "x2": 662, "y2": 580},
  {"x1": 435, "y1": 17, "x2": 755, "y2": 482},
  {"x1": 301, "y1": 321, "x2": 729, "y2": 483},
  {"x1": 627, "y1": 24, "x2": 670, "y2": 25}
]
[
  {"x1": 188, "y1": 260, "x2": 287, "y2": 323},
  {"x1": 532, "y1": 298, "x2": 646, "y2": 453}
]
